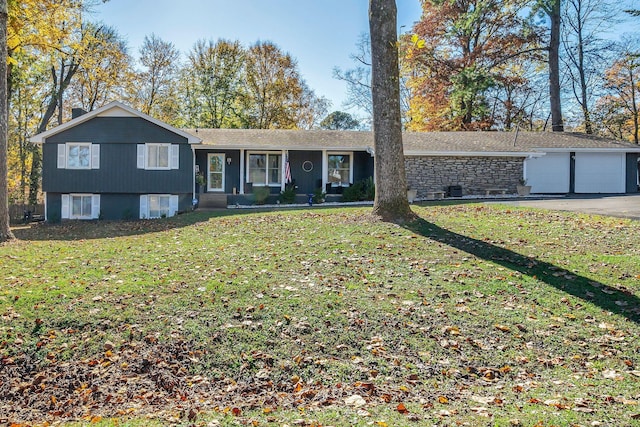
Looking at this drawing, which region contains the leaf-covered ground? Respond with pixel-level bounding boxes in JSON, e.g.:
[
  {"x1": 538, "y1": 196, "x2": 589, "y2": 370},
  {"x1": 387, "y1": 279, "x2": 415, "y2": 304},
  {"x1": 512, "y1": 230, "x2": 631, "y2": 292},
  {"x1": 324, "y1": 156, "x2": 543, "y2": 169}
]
[{"x1": 1, "y1": 204, "x2": 639, "y2": 426}]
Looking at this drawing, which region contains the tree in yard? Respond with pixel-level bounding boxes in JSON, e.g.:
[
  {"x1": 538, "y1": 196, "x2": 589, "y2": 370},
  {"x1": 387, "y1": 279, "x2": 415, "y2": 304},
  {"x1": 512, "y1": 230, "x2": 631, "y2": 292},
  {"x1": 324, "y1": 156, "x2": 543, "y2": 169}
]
[
  {"x1": 596, "y1": 39, "x2": 640, "y2": 143},
  {"x1": 0, "y1": 0, "x2": 15, "y2": 241},
  {"x1": 404, "y1": 0, "x2": 538, "y2": 131},
  {"x1": 536, "y1": 0, "x2": 565, "y2": 131},
  {"x1": 67, "y1": 24, "x2": 133, "y2": 114},
  {"x1": 561, "y1": 0, "x2": 619, "y2": 134},
  {"x1": 369, "y1": 0, "x2": 413, "y2": 223},
  {"x1": 320, "y1": 111, "x2": 360, "y2": 130},
  {"x1": 180, "y1": 39, "x2": 245, "y2": 128},
  {"x1": 128, "y1": 33, "x2": 179, "y2": 124}
]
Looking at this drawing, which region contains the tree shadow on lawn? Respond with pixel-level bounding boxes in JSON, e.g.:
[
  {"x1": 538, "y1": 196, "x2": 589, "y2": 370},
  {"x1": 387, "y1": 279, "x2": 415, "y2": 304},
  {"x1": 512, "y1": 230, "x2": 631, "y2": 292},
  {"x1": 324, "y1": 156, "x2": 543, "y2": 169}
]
[
  {"x1": 405, "y1": 217, "x2": 640, "y2": 324},
  {"x1": 10, "y1": 209, "x2": 241, "y2": 241}
]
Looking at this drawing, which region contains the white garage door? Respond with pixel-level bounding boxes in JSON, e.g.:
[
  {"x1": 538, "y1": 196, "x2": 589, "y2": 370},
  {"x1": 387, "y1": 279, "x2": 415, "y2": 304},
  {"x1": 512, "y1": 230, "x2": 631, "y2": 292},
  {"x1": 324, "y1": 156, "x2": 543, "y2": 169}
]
[
  {"x1": 575, "y1": 152, "x2": 625, "y2": 193},
  {"x1": 525, "y1": 153, "x2": 570, "y2": 193}
]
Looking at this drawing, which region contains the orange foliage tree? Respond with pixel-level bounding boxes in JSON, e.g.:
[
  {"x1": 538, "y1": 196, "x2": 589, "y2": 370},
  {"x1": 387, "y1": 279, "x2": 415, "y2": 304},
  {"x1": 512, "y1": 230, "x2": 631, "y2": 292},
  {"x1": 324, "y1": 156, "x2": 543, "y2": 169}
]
[{"x1": 403, "y1": 0, "x2": 539, "y2": 131}]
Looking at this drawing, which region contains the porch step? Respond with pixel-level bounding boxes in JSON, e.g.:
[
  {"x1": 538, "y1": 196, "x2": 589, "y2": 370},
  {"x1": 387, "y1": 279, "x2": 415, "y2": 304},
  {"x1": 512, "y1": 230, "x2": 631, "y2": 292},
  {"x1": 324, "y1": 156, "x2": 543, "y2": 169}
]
[{"x1": 198, "y1": 193, "x2": 228, "y2": 209}]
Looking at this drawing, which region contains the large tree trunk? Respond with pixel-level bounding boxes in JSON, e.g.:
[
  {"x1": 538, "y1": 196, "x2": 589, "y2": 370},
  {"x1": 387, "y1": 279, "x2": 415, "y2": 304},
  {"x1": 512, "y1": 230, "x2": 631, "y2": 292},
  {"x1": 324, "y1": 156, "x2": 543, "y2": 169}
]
[
  {"x1": 0, "y1": 0, "x2": 15, "y2": 241},
  {"x1": 548, "y1": 0, "x2": 564, "y2": 132},
  {"x1": 369, "y1": 0, "x2": 414, "y2": 222}
]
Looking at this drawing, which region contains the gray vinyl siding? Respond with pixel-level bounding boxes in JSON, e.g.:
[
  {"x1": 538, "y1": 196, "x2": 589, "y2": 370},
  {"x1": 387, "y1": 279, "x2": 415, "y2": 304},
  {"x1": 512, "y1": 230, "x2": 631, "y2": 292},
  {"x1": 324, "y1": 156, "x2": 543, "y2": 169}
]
[
  {"x1": 195, "y1": 150, "x2": 240, "y2": 194},
  {"x1": 46, "y1": 193, "x2": 193, "y2": 221},
  {"x1": 353, "y1": 151, "x2": 375, "y2": 183},
  {"x1": 46, "y1": 117, "x2": 189, "y2": 144},
  {"x1": 289, "y1": 150, "x2": 323, "y2": 194},
  {"x1": 42, "y1": 117, "x2": 193, "y2": 194}
]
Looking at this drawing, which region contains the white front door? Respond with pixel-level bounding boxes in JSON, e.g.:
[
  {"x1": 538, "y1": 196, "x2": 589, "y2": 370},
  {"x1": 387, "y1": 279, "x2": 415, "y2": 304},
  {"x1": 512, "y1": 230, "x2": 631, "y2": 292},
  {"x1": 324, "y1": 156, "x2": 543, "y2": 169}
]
[{"x1": 208, "y1": 153, "x2": 225, "y2": 192}]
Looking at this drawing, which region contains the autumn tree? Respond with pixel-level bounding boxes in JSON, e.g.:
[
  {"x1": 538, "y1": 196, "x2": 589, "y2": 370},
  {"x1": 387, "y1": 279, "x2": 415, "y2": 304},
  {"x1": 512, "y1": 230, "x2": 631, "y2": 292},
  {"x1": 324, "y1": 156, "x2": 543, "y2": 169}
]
[
  {"x1": 405, "y1": 0, "x2": 538, "y2": 131},
  {"x1": 129, "y1": 34, "x2": 180, "y2": 123},
  {"x1": 67, "y1": 24, "x2": 133, "y2": 113},
  {"x1": 534, "y1": 0, "x2": 565, "y2": 131},
  {"x1": 0, "y1": 0, "x2": 14, "y2": 241},
  {"x1": 320, "y1": 111, "x2": 360, "y2": 130},
  {"x1": 240, "y1": 41, "x2": 322, "y2": 129},
  {"x1": 369, "y1": 0, "x2": 413, "y2": 223},
  {"x1": 180, "y1": 39, "x2": 244, "y2": 128},
  {"x1": 596, "y1": 39, "x2": 640, "y2": 143},
  {"x1": 561, "y1": 0, "x2": 618, "y2": 133}
]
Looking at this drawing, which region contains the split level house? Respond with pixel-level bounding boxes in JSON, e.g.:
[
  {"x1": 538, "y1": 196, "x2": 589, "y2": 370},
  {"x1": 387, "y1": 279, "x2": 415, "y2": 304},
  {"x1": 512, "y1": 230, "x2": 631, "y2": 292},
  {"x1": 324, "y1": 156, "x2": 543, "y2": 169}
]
[{"x1": 30, "y1": 101, "x2": 640, "y2": 221}]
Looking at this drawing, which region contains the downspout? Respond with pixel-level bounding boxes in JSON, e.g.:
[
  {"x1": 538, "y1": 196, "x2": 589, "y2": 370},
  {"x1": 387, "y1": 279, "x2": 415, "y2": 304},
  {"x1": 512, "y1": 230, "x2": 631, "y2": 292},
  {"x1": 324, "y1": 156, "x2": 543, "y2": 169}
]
[{"x1": 192, "y1": 145, "x2": 196, "y2": 203}]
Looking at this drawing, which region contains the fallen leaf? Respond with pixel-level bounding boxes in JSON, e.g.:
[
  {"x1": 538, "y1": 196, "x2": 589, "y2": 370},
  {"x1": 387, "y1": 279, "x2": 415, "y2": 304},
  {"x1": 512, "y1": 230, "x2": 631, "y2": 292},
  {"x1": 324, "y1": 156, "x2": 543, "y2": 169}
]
[
  {"x1": 345, "y1": 394, "x2": 366, "y2": 408},
  {"x1": 396, "y1": 402, "x2": 408, "y2": 413}
]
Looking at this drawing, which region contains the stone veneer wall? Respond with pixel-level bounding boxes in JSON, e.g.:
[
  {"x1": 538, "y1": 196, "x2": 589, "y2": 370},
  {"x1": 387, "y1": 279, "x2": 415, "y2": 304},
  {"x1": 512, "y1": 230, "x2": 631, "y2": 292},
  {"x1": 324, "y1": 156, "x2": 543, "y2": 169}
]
[{"x1": 405, "y1": 156, "x2": 524, "y2": 196}]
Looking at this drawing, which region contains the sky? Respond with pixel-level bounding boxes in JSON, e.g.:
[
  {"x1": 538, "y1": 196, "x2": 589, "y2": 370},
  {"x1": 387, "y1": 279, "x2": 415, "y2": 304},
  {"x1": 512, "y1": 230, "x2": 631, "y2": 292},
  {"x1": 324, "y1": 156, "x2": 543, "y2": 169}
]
[{"x1": 91, "y1": 0, "x2": 424, "y2": 116}]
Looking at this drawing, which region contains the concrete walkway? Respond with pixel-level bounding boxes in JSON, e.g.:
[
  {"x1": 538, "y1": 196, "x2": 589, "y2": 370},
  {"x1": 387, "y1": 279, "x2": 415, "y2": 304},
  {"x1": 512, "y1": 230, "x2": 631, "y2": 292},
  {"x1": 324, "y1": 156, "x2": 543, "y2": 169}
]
[{"x1": 486, "y1": 194, "x2": 640, "y2": 220}]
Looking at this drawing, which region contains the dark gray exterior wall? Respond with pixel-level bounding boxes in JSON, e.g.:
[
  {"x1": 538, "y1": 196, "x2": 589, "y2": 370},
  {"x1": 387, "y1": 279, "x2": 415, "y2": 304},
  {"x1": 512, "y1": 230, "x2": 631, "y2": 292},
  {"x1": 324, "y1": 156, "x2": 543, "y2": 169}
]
[
  {"x1": 626, "y1": 153, "x2": 639, "y2": 193},
  {"x1": 43, "y1": 117, "x2": 193, "y2": 193},
  {"x1": 289, "y1": 150, "x2": 323, "y2": 194},
  {"x1": 195, "y1": 150, "x2": 241, "y2": 194},
  {"x1": 47, "y1": 193, "x2": 193, "y2": 221},
  {"x1": 353, "y1": 151, "x2": 375, "y2": 183}
]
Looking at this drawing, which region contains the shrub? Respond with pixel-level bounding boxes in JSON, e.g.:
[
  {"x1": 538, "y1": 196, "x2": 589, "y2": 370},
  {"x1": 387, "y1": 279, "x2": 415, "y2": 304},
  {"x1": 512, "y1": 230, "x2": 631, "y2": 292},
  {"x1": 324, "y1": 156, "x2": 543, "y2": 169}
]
[
  {"x1": 279, "y1": 184, "x2": 296, "y2": 204},
  {"x1": 342, "y1": 177, "x2": 375, "y2": 202},
  {"x1": 253, "y1": 186, "x2": 271, "y2": 205}
]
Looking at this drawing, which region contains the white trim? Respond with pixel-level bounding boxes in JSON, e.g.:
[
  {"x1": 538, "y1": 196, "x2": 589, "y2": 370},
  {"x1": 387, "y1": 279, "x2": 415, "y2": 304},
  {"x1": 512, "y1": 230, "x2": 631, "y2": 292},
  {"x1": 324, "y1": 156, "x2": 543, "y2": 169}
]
[
  {"x1": 91, "y1": 144, "x2": 100, "y2": 169},
  {"x1": 141, "y1": 194, "x2": 177, "y2": 219},
  {"x1": 321, "y1": 149, "x2": 328, "y2": 190},
  {"x1": 240, "y1": 149, "x2": 245, "y2": 194},
  {"x1": 65, "y1": 193, "x2": 98, "y2": 220},
  {"x1": 30, "y1": 101, "x2": 201, "y2": 144},
  {"x1": 281, "y1": 150, "x2": 286, "y2": 193},
  {"x1": 246, "y1": 151, "x2": 283, "y2": 187},
  {"x1": 144, "y1": 143, "x2": 172, "y2": 170},
  {"x1": 61, "y1": 194, "x2": 70, "y2": 219},
  {"x1": 207, "y1": 153, "x2": 226, "y2": 192},
  {"x1": 404, "y1": 150, "x2": 537, "y2": 157},
  {"x1": 326, "y1": 151, "x2": 353, "y2": 187},
  {"x1": 64, "y1": 142, "x2": 93, "y2": 169},
  {"x1": 538, "y1": 147, "x2": 640, "y2": 153}
]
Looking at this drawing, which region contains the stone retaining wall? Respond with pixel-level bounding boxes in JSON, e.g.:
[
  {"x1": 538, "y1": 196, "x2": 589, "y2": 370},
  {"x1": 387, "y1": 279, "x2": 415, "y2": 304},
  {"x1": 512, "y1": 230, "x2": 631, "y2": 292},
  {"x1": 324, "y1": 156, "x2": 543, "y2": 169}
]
[{"x1": 405, "y1": 156, "x2": 524, "y2": 196}]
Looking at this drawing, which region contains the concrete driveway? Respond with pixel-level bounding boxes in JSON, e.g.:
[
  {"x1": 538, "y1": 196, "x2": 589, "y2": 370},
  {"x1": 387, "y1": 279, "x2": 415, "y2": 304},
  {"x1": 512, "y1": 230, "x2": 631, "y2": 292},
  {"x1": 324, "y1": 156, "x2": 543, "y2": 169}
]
[{"x1": 486, "y1": 194, "x2": 640, "y2": 220}]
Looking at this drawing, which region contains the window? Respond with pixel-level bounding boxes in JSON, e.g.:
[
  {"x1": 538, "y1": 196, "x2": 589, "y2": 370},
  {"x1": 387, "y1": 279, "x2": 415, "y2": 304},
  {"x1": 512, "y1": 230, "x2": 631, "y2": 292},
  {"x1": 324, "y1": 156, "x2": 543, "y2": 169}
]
[
  {"x1": 247, "y1": 152, "x2": 281, "y2": 186},
  {"x1": 57, "y1": 143, "x2": 99, "y2": 169},
  {"x1": 328, "y1": 154, "x2": 351, "y2": 186},
  {"x1": 61, "y1": 194, "x2": 100, "y2": 219},
  {"x1": 137, "y1": 144, "x2": 179, "y2": 170},
  {"x1": 139, "y1": 194, "x2": 179, "y2": 219},
  {"x1": 208, "y1": 153, "x2": 225, "y2": 191}
]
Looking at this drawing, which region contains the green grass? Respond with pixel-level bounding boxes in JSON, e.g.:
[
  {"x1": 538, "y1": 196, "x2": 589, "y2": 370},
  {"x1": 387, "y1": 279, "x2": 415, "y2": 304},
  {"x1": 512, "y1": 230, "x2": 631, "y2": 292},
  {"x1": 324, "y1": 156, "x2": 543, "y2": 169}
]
[{"x1": 1, "y1": 203, "x2": 639, "y2": 426}]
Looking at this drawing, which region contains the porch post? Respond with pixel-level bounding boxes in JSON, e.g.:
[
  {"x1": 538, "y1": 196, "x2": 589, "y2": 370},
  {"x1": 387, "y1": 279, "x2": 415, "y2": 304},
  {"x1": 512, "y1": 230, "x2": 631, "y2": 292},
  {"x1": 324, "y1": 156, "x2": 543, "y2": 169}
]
[
  {"x1": 240, "y1": 149, "x2": 245, "y2": 195},
  {"x1": 322, "y1": 149, "x2": 328, "y2": 191},
  {"x1": 281, "y1": 150, "x2": 286, "y2": 193}
]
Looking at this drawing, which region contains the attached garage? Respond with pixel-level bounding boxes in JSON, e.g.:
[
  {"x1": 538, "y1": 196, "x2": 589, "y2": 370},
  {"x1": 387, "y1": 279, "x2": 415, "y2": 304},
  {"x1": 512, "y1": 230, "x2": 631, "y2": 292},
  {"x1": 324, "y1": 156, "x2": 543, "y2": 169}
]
[
  {"x1": 574, "y1": 152, "x2": 626, "y2": 193},
  {"x1": 525, "y1": 152, "x2": 570, "y2": 194}
]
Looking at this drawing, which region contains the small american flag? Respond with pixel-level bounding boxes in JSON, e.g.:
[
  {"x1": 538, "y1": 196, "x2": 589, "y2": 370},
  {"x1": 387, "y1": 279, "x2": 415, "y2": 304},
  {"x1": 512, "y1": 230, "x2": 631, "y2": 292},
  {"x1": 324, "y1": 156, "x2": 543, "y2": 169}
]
[{"x1": 285, "y1": 156, "x2": 292, "y2": 184}]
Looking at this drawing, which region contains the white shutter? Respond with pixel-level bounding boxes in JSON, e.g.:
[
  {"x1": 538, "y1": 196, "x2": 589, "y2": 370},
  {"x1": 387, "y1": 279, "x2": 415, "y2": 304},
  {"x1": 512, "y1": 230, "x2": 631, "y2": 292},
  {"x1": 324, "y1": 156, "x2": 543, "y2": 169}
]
[
  {"x1": 169, "y1": 195, "x2": 179, "y2": 217},
  {"x1": 91, "y1": 195, "x2": 100, "y2": 219},
  {"x1": 57, "y1": 145, "x2": 66, "y2": 168},
  {"x1": 137, "y1": 144, "x2": 146, "y2": 169},
  {"x1": 91, "y1": 144, "x2": 100, "y2": 169},
  {"x1": 170, "y1": 144, "x2": 180, "y2": 169},
  {"x1": 139, "y1": 195, "x2": 148, "y2": 219},
  {"x1": 61, "y1": 194, "x2": 70, "y2": 219}
]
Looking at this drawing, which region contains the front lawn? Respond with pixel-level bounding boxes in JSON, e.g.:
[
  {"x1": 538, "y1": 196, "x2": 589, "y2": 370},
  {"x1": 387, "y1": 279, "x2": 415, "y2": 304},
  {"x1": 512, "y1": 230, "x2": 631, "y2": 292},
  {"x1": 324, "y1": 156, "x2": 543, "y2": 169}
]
[{"x1": 1, "y1": 204, "x2": 639, "y2": 426}]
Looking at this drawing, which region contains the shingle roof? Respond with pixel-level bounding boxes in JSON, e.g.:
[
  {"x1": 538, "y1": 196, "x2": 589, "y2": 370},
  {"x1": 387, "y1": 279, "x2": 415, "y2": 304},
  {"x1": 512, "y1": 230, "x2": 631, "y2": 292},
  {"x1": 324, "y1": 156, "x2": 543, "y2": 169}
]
[{"x1": 183, "y1": 129, "x2": 640, "y2": 154}]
